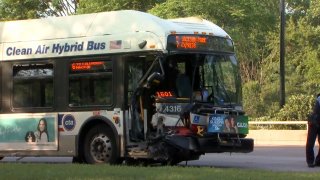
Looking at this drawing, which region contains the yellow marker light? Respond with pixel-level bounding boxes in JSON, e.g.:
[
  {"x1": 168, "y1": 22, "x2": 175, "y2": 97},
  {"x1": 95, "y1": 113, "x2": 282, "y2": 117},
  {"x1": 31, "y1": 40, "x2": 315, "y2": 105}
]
[
  {"x1": 197, "y1": 126, "x2": 204, "y2": 136},
  {"x1": 170, "y1": 31, "x2": 176, "y2": 34},
  {"x1": 153, "y1": 79, "x2": 160, "y2": 84},
  {"x1": 209, "y1": 33, "x2": 214, "y2": 36},
  {"x1": 113, "y1": 116, "x2": 120, "y2": 124},
  {"x1": 194, "y1": 31, "x2": 199, "y2": 34},
  {"x1": 201, "y1": 32, "x2": 206, "y2": 35},
  {"x1": 149, "y1": 44, "x2": 156, "y2": 48}
]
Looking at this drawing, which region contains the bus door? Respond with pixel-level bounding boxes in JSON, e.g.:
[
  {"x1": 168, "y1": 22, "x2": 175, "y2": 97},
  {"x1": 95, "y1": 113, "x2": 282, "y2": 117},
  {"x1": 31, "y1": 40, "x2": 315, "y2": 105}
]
[
  {"x1": 124, "y1": 54, "x2": 161, "y2": 142},
  {"x1": 125, "y1": 56, "x2": 144, "y2": 142}
]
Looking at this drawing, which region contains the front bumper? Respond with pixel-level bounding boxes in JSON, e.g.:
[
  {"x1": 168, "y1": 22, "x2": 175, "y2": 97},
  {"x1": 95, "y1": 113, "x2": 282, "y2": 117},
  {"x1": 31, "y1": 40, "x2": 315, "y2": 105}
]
[
  {"x1": 197, "y1": 137, "x2": 254, "y2": 153},
  {"x1": 165, "y1": 135, "x2": 254, "y2": 154}
]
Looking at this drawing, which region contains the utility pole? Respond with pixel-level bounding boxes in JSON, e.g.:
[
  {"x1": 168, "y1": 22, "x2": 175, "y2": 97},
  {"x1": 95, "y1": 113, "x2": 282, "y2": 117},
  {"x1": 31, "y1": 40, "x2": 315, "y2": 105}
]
[{"x1": 280, "y1": 0, "x2": 286, "y2": 107}]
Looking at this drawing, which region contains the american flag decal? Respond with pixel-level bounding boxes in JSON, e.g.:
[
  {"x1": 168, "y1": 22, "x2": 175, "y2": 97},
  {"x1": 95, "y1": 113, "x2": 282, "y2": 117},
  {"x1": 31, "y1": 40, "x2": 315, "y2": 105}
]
[
  {"x1": 110, "y1": 40, "x2": 122, "y2": 49},
  {"x1": 58, "y1": 114, "x2": 65, "y2": 132}
]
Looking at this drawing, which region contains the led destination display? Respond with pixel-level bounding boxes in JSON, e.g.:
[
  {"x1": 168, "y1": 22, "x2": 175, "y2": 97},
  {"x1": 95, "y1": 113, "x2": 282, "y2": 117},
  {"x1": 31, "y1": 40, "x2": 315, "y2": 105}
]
[{"x1": 167, "y1": 35, "x2": 234, "y2": 52}]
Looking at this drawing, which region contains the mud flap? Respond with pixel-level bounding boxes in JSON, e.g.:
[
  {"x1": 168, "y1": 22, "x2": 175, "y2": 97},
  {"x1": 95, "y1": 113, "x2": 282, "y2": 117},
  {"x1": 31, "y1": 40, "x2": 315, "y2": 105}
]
[
  {"x1": 164, "y1": 135, "x2": 199, "y2": 152},
  {"x1": 163, "y1": 135, "x2": 201, "y2": 162}
]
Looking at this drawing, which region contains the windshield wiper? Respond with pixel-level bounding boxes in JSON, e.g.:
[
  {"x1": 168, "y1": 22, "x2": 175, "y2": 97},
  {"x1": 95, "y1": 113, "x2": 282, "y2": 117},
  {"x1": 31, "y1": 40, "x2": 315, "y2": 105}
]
[{"x1": 215, "y1": 76, "x2": 232, "y2": 106}]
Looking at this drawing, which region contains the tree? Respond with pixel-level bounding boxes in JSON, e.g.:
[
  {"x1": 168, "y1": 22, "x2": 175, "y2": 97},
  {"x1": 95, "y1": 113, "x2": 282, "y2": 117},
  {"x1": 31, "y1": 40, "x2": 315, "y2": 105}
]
[
  {"x1": 0, "y1": 0, "x2": 44, "y2": 20},
  {"x1": 307, "y1": 0, "x2": 320, "y2": 26},
  {"x1": 286, "y1": 0, "x2": 311, "y2": 22},
  {"x1": 0, "y1": 0, "x2": 78, "y2": 21},
  {"x1": 41, "y1": 0, "x2": 78, "y2": 16},
  {"x1": 76, "y1": 0, "x2": 164, "y2": 14},
  {"x1": 253, "y1": 0, "x2": 320, "y2": 119}
]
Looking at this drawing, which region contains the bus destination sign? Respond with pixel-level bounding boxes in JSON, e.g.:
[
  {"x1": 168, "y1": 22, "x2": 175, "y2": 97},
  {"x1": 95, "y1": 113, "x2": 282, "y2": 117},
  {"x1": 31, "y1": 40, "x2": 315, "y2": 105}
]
[
  {"x1": 70, "y1": 60, "x2": 112, "y2": 73},
  {"x1": 167, "y1": 34, "x2": 234, "y2": 52},
  {"x1": 71, "y1": 61, "x2": 104, "y2": 71},
  {"x1": 175, "y1": 36, "x2": 207, "y2": 49}
]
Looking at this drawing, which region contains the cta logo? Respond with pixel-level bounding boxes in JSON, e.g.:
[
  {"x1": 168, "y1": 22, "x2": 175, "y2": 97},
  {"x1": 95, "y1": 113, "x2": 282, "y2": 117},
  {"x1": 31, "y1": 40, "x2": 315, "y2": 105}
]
[{"x1": 62, "y1": 114, "x2": 76, "y2": 131}]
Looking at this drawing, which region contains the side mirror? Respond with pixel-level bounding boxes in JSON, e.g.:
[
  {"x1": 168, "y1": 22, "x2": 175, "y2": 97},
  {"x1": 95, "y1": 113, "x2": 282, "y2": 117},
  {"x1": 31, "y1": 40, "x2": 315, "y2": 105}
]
[{"x1": 147, "y1": 72, "x2": 164, "y2": 86}]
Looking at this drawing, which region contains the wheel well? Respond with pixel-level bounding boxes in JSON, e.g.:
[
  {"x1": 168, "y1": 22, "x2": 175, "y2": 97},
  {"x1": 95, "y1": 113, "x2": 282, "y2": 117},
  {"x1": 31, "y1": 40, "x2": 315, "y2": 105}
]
[{"x1": 76, "y1": 117, "x2": 119, "y2": 159}]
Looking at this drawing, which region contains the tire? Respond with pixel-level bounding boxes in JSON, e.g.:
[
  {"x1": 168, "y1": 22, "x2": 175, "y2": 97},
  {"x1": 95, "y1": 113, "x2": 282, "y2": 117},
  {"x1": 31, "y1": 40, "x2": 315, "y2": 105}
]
[
  {"x1": 83, "y1": 125, "x2": 119, "y2": 164},
  {"x1": 72, "y1": 156, "x2": 84, "y2": 164},
  {"x1": 162, "y1": 158, "x2": 182, "y2": 166},
  {"x1": 0, "y1": 157, "x2": 3, "y2": 161},
  {"x1": 168, "y1": 158, "x2": 182, "y2": 166}
]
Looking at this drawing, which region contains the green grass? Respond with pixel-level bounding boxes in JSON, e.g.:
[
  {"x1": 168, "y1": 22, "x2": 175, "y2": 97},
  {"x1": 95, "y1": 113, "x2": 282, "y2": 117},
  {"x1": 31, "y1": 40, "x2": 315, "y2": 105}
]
[{"x1": 0, "y1": 164, "x2": 319, "y2": 180}]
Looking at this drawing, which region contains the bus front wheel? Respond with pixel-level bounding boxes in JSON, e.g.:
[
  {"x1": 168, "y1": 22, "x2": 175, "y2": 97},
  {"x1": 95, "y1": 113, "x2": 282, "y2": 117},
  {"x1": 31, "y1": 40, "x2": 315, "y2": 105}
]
[{"x1": 83, "y1": 125, "x2": 118, "y2": 164}]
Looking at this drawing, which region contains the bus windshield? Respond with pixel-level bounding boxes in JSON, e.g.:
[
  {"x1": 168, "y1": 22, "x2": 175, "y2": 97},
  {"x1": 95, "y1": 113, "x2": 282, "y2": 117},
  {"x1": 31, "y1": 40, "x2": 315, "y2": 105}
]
[{"x1": 161, "y1": 53, "x2": 241, "y2": 106}]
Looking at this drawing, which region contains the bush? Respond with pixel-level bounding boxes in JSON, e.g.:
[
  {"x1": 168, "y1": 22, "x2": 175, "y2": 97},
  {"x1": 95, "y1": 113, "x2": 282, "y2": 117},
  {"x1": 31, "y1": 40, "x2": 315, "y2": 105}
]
[
  {"x1": 276, "y1": 94, "x2": 314, "y2": 121},
  {"x1": 242, "y1": 81, "x2": 264, "y2": 117},
  {"x1": 249, "y1": 94, "x2": 314, "y2": 130}
]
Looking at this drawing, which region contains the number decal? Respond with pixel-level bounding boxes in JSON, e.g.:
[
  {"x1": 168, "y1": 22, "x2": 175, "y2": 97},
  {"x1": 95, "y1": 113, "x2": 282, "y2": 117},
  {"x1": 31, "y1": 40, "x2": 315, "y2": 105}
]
[{"x1": 160, "y1": 104, "x2": 182, "y2": 114}]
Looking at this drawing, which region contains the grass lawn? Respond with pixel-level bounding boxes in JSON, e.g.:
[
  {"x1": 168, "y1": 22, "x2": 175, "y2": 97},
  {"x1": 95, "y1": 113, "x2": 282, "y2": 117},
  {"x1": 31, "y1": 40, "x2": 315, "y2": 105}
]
[{"x1": 0, "y1": 163, "x2": 319, "y2": 179}]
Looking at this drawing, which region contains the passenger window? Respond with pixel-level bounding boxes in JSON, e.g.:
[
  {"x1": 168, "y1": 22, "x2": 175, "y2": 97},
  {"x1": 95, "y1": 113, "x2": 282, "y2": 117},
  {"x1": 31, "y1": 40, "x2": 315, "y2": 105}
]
[
  {"x1": 68, "y1": 60, "x2": 113, "y2": 107},
  {"x1": 13, "y1": 64, "x2": 54, "y2": 108}
]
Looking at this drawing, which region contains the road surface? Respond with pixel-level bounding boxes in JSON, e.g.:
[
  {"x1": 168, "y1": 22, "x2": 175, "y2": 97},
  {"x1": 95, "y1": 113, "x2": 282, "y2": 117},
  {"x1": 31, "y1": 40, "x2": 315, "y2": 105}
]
[
  {"x1": 1, "y1": 145, "x2": 319, "y2": 172},
  {"x1": 184, "y1": 145, "x2": 319, "y2": 172}
]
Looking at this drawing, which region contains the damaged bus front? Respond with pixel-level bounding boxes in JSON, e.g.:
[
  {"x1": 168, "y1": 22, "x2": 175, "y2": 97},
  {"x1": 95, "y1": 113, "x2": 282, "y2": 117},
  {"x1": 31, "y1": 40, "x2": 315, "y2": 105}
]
[{"x1": 128, "y1": 34, "x2": 254, "y2": 164}]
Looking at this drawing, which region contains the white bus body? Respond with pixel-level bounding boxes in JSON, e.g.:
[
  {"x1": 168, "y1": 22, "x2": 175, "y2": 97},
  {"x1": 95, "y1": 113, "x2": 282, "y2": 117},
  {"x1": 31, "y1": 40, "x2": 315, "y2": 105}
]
[{"x1": 0, "y1": 10, "x2": 253, "y2": 164}]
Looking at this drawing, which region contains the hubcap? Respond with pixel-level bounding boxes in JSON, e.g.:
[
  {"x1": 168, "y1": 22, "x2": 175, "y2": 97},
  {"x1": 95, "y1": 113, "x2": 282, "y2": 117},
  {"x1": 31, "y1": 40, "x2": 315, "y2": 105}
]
[{"x1": 90, "y1": 133, "x2": 112, "y2": 162}]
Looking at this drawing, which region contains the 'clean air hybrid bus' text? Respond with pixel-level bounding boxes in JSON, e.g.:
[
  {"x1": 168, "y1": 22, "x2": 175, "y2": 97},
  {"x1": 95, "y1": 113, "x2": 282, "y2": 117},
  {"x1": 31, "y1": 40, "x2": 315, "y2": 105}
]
[{"x1": 6, "y1": 41, "x2": 106, "y2": 56}]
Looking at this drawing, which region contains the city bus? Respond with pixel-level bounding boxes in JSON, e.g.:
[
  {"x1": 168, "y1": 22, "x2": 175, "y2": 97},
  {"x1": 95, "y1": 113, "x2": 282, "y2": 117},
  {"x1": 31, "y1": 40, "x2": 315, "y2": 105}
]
[{"x1": 0, "y1": 10, "x2": 253, "y2": 164}]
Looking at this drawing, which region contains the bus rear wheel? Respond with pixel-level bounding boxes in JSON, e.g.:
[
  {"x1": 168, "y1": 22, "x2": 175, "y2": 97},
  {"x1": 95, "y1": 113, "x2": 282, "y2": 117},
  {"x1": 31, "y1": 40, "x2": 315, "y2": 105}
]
[{"x1": 83, "y1": 125, "x2": 118, "y2": 164}]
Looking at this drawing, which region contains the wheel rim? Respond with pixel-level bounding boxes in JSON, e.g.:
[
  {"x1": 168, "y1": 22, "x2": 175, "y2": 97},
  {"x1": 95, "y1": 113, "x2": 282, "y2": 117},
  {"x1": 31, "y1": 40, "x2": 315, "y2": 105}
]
[{"x1": 89, "y1": 133, "x2": 112, "y2": 163}]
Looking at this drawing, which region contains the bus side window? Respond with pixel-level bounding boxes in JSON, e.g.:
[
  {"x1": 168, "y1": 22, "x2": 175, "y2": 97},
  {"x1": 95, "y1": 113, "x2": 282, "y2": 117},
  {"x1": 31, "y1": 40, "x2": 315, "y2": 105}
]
[
  {"x1": 12, "y1": 64, "x2": 54, "y2": 108},
  {"x1": 68, "y1": 60, "x2": 113, "y2": 107}
]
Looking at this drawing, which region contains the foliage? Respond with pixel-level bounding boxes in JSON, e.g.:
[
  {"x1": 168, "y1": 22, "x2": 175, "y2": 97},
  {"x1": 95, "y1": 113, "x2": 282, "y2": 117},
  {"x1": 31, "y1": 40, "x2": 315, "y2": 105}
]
[
  {"x1": 0, "y1": 0, "x2": 44, "y2": 20},
  {"x1": 0, "y1": 0, "x2": 77, "y2": 20},
  {"x1": 249, "y1": 94, "x2": 313, "y2": 130},
  {"x1": 276, "y1": 94, "x2": 314, "y2": 121},
  {"x1": 243, "y1": 0, "x2": 320, "y2": 119},
  {"x1": 242, "y1": 81, "x2": 264, "y2": 117},
  {"x1": 76, "y1": 0, "x2": 164, "y2": 14},
  {"x1": 42, "y1": 0, "x2": 78, "y2": 16}
]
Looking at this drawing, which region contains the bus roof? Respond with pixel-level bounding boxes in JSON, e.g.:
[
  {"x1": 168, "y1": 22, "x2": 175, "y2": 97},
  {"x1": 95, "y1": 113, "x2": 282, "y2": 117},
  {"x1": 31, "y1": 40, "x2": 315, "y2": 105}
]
[
  {"x1": 0, "y1": 10, "x2": 230, "y2": 60},
  {"x1": 0, "y1": 10, "x2": 229, "y2": 42}
]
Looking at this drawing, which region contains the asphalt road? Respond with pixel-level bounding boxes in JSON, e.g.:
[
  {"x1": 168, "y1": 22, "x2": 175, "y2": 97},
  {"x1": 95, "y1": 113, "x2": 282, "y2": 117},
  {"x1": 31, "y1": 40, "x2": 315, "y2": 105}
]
[
  {"x1": 1, "y1": 145, "x2": 319, "y2": 172},
  {"x1": 184, "y1": 145, "x2": 319, "y2": 172}
]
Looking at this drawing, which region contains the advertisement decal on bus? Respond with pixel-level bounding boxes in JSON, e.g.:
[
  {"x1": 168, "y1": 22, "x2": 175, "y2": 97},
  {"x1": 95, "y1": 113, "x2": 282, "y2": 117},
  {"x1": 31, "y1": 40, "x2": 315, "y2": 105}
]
[{"x1": 0, "y1": 114, "x2": 58, "y2": 150}]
